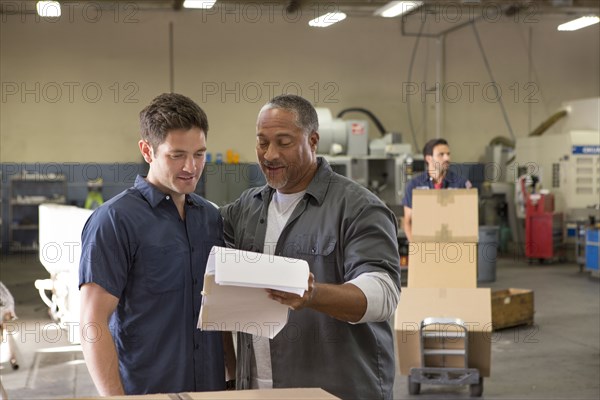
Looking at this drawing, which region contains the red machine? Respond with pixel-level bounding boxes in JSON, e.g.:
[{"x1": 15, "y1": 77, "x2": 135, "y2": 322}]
[{"x1": 522, "y1": 179, "x2": 564, "y2": 262}]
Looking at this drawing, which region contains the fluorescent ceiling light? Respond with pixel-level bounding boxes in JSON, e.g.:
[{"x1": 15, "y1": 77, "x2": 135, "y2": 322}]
[
  {"x1": 309, "y1": 12, "x2": 347, "y2": 27},
  {"x1": 36, "y1": 1, "x2": 61, "y2": 17},
  {"x1": 374, "y1": 1, "x2": 423, "y2": 18},
  {"x1": 557, "y1": 16, "x2": 599, "y2": 31},
  {"x1": 183, "y1": 0, "x2": 217, "y2": 9}
]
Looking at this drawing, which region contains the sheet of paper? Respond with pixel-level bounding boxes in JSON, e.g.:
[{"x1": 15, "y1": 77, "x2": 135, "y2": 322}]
[
  {"x1": 208, "y1": 246, "x2": 309, "y2": 296},
  {"x1": 198, "y1": 246, "x2": 310, "y2": 339}
]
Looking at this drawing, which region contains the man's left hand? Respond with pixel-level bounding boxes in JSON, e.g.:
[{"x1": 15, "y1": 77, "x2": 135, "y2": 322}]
[{"x1": 266, "y1": 273, "x2": 316, "y2": 310}]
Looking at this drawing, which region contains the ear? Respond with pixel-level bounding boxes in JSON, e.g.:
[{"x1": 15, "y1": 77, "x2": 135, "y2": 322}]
[
  {"x1": 425, "y1": 154, "x2": 433, "y2": 166},
  {"x1": 139, "y1": 140, "x2": 153, "y2": 164},
  {"x1": 309, "y1": 131, "x2": 319, "y2": 152}
]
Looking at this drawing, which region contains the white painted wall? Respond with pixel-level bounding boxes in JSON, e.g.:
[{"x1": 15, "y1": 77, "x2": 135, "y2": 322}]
[{"x1": 1, "y1": 3, "x2": 598, "y2": 163}]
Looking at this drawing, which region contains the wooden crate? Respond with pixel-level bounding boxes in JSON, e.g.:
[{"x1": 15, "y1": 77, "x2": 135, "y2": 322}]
[{"x1": 491, "y1": 289, "x2": 534, "y2": 330}]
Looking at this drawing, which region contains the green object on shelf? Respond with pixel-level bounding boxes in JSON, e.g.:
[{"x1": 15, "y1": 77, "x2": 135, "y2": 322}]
[{"x1": 84, "y1": 191, "x2": 104, "y2": 210}]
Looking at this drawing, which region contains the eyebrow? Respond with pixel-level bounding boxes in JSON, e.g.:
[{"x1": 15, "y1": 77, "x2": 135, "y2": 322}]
[
  {"x1": 170, "y1": 147, "x2": 207, "y2": 153},
  {"x1": 257, "y1": 133, "x2": 294, "y2": 138}
]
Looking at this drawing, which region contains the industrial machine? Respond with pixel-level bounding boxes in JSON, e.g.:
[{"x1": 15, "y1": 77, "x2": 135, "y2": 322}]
[
  {"x1": 483, "y1": 98, "x2": 599, "y2": 257},
  {"x1": 514, "y1": 98, "x2": 600, "y2": 217},
  {"x1": 315, "y1": 107, "x2": 423, "y2": 215},
  {"x1": 516, "y1": 98, "x2": 600, "y2": 261}
]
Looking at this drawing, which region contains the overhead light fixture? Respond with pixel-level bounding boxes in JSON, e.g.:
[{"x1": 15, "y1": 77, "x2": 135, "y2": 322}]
[
  {"x1": 309, "y1": 12, "x2": 347, "y2": 27},
  {"x1": 557, "y1": 16, "x2": 600, "y2": 31},
  {"x1": 374, "y1": 1, "x2": 423, "y2": 18},
  {"x1": 36, "y1": 1, "x2": 61, "y2": 17},
  {"x1": 183, "y1": 0, "x2": 217, "y2": 9}
]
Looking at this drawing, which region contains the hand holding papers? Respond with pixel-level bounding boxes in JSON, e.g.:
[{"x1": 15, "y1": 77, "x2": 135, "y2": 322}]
[{"x1": 198, "y1": 246, "x2": 310, "y2": 339}]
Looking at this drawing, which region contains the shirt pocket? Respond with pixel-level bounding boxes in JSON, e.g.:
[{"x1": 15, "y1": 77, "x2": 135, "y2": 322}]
[
  {"x1": 138, "y1": 244, "x2": 186, "y2": 294},
  {"x1": 291, "y1": 235, "x2": 338, "y2": 281},
  {"x1": 296, "y1": 235, "x2": 336, "y2": 257}
]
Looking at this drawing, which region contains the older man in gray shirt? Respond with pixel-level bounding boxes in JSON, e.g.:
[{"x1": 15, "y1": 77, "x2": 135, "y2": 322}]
[{"x1": 220, "y1": 94, "x2": 401, "y2": 400}]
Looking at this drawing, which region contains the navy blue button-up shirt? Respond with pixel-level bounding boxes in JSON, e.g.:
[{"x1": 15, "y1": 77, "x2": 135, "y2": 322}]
[
  {"x1": 403, "y1": 169, "x2": 470, "y2": 209},
  {"x1": 79, "y1": 175, "x2": 225, "y2": 394}
]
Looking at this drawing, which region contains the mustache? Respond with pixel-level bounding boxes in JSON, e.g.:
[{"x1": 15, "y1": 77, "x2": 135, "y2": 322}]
[{"x1": 262, "y1": 161, "x2": 286, "y2": 168}]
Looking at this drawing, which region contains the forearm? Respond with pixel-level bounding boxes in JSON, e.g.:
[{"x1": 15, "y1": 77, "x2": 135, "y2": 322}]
[
  {"x1": 81, "y1": 321, "x2": 124, "y2": 396},
  {"x1": 308, "y1": 282, "x2": 367, "y2": 323}
]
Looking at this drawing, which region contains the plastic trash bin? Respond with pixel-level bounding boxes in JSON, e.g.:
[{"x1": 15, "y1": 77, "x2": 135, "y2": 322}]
[{"x1": 478, "y1": 226, "x2": 499, "y2": 282}]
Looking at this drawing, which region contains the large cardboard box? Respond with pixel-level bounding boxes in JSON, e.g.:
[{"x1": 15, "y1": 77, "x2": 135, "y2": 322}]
[
  {"x1": 408, "y1": 242, "x2": 477, "y2": 288},
  {"x1": 75, "y1": 388, "x2": 339, "y2": 400},
  {"x1": 411, "y1": 189, "x2": 479, "y2": 242},
  {"x1": 181, "y1": 388, "x2": 339, "y2": 399},
  {"x1": 491, "y1": 288, "x2": 535, "y2": 330},
  {"x1": 74, "y1": 396, "x2": 176, "y2": 400},
  {"x1": 395, "y1": 288, "x2": 492, "y2": 377}
]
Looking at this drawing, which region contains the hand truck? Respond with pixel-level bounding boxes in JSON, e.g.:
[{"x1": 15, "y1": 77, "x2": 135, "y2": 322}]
[{"x1": 408, "y1": 317, "x2": 483, "y2": 397}]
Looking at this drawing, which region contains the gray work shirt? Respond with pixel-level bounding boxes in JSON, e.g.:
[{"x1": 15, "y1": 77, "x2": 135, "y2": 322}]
[{"x1": 221, "y1": 158, "x2": 401, "y2": 400}]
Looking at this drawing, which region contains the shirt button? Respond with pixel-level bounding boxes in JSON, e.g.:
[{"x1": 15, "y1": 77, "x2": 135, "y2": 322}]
[
  {"x1": 166, "y1": 195, "x2": 170, "y2": 200},
  {"x1": 194, "y1": 278, "x2": 198, "y2": 285},
  {"x1": 259, "y1": 219, "x2": 265, "y2": 224},
  {"x1": 195, "y1": 344, "x2": 199, "y2": 350}
]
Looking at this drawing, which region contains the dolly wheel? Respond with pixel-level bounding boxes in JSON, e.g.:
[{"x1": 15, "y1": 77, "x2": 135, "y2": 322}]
[
  {"x1": 408, "y1": 376, "x2": 420, "y2": 395},
  {"x1": 469, "y1": 377, "x2": 483, "y2": 397}
]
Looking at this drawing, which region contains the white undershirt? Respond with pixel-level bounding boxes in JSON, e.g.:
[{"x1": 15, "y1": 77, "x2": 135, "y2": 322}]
[
  {"x1": 250, "y1": 190, "x2": 400, "y2": 389},
  {"x1": 251, "y1": 190, "x2": 305, "y2": 389}
]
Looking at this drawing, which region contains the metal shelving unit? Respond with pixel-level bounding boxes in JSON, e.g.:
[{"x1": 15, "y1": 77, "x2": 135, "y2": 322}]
[{"x1": 8, "y1": 173, "x2": 67, "y2": 252}]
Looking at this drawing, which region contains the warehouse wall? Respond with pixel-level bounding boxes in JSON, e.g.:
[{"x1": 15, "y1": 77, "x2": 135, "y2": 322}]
[{"x1": 1, "y1": 3, "x2": 599, "y2": 165}]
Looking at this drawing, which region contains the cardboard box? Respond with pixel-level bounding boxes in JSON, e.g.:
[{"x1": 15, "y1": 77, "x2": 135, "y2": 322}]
[
  {"x1": 75, "y1": 388, "x2": 339, "y2": 400},
  {"x1": 408, "y1": 242, "x2": 477, "y2": 288},
  {"x1": 491, "y1": 289, "x2": 535, "y2": 330},
  {"x1": 411, "y1": 189, "x2": 479, "y2": 242},
  {"x1": 74, "y1": 395, "x2": 176, "y2": 400},
  {"x1": 180, "y1": 388, "x2": 339, "y2": 399},
  {"x1": 395, "y1": 288, "x2": 492, "y2": 377}
]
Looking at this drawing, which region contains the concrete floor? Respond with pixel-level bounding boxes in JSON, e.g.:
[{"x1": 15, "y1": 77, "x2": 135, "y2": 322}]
[{"x1": 0, "y1": 252, "x2": 599, "y2": 399}]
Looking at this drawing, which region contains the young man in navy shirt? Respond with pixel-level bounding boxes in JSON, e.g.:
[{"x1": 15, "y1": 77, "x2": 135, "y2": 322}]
[{"x1": 79, "y1": 93, "x2": 234, "y2": 395}]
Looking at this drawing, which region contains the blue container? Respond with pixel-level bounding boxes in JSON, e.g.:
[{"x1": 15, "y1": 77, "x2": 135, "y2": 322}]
[{"x1": 586, "y1": 229, "x2": 599, "y2": 271}]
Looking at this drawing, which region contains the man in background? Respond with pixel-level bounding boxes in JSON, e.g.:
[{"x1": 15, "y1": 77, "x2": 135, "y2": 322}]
[{"x1": 403, "y1": 138, "x2": 472, "y2": 241}]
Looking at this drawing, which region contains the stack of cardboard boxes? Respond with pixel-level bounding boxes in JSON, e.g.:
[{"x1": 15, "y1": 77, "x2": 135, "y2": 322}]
[{"x1": 395, "y1": 189, "x2": 492, "y2": 378}]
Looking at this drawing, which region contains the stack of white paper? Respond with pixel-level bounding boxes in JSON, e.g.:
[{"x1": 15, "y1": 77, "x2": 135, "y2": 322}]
[{"x1": 198, "y1": 246, "x2": 310, "y2": 339}]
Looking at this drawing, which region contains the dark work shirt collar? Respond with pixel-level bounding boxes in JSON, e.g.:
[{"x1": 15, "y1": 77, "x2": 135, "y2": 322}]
[
  {"x1": 424, "y1": 169, "x2": 459, "y2": 189},
  {"x1": 134, "y1": 175, "x2": 201, "y2": 208},
  {"x1": 254, "y1": 157, "x2": 331, "y2": 206}
]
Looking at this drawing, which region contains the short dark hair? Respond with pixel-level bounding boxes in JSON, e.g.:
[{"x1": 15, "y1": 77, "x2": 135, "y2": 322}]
[
  {"x1": 423, "y1": 138, "x2": 449, "y2": 162},
  {"x1": 263, "y1": 94, "x2": 318, "y2": 134},
  {"x1": 139, "y1": 93, "x2": 208, "y2": 149}
]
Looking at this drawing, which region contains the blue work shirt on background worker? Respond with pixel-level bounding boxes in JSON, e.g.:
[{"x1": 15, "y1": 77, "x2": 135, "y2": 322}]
[{"x1": 403, "y1": 138, "x2": 472, "y2": 242}]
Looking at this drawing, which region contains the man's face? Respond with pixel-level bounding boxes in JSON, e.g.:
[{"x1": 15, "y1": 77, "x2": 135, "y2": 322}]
[
  {"x1": 256, "y1": 108, "x2": 318, "y2": 194},
  {"x1": 426, "y1": 144, "x2": 451, "y2": 177},
  {"x1": 140, "y1": 128, "x2": 206, "y2": 197}
]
